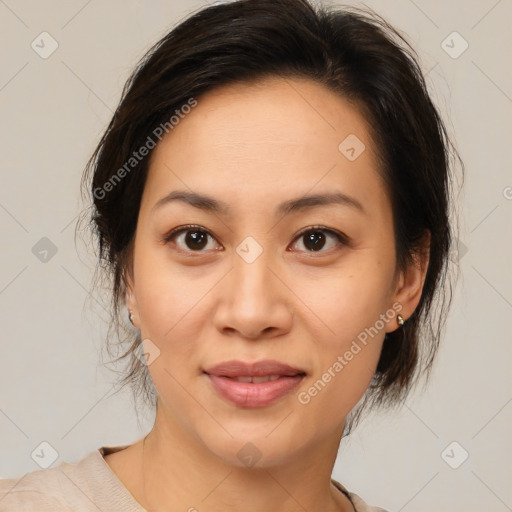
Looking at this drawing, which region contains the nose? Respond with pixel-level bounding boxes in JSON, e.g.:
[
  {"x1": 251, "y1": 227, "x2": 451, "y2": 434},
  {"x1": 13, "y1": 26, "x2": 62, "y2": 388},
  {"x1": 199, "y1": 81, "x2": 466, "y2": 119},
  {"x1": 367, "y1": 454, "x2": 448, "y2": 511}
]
[{"x1": 213, "y1": 247, "x2": 293, "y2": 340}]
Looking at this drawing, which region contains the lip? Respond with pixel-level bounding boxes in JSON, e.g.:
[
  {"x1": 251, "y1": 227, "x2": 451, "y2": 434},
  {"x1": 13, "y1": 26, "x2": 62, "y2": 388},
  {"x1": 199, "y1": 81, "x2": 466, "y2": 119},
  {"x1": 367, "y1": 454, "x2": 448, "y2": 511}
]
[
  {"x1": 203, "y1": 359, "x2": 306, "y2": 378},
  {"x1": 203, "y1": 359, "x2": 306, "y2": 408}
]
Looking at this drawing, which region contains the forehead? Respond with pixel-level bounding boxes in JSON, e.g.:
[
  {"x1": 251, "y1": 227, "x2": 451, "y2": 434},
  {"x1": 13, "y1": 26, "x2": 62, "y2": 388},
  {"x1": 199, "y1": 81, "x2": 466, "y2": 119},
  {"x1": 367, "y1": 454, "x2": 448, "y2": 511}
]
[{"x1": 141, "y1": 77, "x2": 389, "y2": 220}]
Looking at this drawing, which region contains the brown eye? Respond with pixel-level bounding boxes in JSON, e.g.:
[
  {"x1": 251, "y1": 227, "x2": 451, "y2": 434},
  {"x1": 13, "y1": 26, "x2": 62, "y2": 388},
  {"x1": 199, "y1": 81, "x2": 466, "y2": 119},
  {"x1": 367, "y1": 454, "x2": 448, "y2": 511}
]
[
  {"x1": 182, "y1": 229, "x2": 209, "y2": 250},
  {"x1": 291, "y1": 227, "x2": 347, "y2": 253},
  {"x1": 163, "y1": 225, "x2": 347, "y2": 254},
  {"x1": 163, "y1": 225, "x2": 220, "y2": 252}
]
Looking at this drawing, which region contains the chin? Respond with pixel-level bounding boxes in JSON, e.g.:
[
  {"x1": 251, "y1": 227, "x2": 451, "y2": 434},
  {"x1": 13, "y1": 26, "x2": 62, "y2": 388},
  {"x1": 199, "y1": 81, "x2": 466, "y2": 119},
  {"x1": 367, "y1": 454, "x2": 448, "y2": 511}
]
[{"x1": 197, "y1": 425, "x2": 304, "y2": 470}]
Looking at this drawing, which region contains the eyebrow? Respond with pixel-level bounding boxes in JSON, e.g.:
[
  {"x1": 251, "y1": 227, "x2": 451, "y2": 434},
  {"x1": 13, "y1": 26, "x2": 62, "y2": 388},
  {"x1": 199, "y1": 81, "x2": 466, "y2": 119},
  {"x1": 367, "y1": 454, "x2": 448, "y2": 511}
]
[{"x1": 151, "y1": 190, "x2": 366, "y2": 217}]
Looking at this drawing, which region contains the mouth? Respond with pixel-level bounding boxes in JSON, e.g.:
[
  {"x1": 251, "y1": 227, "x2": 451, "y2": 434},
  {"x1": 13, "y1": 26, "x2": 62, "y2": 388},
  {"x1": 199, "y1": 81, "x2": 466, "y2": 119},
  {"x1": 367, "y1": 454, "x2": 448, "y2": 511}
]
[
  {"x1": 203, "y1": 359, "x2": 307, "y2": 408},
  {"x1": 219, "y1": 374, "x2": 289, "y2": 383},
  {"x1": 203, "y1": 359, "x2": 307, "y2": 378}
]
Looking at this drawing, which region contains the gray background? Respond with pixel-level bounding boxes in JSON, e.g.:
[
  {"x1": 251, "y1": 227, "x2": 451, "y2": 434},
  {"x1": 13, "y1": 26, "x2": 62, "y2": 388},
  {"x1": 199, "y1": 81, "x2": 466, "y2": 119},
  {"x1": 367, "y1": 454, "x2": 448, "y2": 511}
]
[{"x1": 1, "y1": 1, "x2": 511, "y2": 511}]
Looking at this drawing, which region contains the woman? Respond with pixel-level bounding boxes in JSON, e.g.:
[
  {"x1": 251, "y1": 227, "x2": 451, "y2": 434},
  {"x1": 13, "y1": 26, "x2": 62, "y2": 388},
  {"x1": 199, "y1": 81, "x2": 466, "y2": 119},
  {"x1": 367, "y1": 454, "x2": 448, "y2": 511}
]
[{"x1": 0, "y1": 0, "x2": 460, "y2": 510}]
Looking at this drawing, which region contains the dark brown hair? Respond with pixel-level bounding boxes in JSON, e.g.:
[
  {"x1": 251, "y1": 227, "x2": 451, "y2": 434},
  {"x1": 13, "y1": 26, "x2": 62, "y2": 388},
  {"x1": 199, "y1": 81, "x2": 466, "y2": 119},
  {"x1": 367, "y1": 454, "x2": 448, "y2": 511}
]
[{"x1": 79, "y1": 0, "x2": 462, "y2": 433}]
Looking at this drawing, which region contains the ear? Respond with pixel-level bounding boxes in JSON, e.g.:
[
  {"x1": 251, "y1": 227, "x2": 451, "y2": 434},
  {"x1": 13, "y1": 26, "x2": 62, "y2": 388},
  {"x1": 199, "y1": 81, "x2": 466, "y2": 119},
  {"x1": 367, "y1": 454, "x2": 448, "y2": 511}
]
[
  {"x1": 124, "y1": 267, "x2": 140, "y2": 329},
  {"x1": 386, "y1": 230, "x2": 430, "y2": 333}
]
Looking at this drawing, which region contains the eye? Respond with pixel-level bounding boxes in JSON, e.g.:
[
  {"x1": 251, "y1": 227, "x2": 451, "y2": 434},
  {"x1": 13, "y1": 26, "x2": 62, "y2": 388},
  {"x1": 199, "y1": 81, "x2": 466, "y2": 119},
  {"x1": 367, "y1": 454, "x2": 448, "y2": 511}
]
[
  {"x1": 162, "y1": 225, "x2": 348, "y2": 254},
  {"x1": 290, "y1": 226, "x2": 348, "y2": 253},
  {"x1": 162, "y1": 225, "x2": 221, "y2": 253}
]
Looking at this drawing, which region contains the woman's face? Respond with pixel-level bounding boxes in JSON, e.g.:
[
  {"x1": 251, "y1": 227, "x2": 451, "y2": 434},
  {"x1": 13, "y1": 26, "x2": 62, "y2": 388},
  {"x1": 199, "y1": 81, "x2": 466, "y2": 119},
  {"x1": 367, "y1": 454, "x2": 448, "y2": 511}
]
[{"x1": 126, "y1": 77, "x2": 423, "y2": 467}]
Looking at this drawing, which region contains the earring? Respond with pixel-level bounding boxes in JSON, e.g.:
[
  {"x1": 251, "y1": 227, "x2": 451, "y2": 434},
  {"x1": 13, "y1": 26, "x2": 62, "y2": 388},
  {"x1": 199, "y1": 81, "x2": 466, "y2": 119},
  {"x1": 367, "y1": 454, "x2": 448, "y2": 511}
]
[
  {"x1": 397, "y1": 314, "x2": 405, "y2": 327},
  {"x1": 128, "y1": 310, "x2": 135, "y2": 326}
]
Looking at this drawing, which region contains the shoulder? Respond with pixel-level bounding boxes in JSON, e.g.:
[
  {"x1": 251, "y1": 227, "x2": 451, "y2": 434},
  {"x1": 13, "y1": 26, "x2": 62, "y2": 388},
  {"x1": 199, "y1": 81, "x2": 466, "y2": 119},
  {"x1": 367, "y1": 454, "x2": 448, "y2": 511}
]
[
  {"x1": 331, "y1": 479, "x2": 390, "y2": 512},
  {"x1": 0, "y1": 445, "x2": 131, "y2": 512},
  {"x1": 0, "y1": 468, "x2": 70, "y2": 511}
]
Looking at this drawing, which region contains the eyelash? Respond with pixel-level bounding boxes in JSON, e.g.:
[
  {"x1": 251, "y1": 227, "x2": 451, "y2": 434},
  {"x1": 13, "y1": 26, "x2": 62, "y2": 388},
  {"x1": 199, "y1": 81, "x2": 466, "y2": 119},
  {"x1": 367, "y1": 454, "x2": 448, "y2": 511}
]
[{"x1": 161, "y1": 224, "x2": 349, "y2": 255}]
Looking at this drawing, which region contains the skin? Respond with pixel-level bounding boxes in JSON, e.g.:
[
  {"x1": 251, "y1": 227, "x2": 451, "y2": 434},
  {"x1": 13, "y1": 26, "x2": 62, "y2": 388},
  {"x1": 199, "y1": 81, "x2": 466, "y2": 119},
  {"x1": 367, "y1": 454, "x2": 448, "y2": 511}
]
[{"x1": 104, "y1": 77, "x2": 430, "y2": 512}]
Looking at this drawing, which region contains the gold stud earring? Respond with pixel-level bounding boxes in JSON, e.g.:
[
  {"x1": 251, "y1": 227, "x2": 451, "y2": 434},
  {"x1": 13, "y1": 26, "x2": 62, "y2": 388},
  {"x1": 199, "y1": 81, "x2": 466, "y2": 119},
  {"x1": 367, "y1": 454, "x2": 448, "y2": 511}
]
[{"x1": 397, "y1": 314, "x2": 405, "y2": 327}]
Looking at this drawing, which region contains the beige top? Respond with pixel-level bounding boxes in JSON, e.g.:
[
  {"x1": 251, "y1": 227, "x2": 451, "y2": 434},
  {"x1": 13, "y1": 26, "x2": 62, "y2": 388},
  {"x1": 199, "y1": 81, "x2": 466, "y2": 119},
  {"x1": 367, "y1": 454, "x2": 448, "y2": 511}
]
[{"x1": 0, "y1": 445, "x2": 388, "y2": 511}]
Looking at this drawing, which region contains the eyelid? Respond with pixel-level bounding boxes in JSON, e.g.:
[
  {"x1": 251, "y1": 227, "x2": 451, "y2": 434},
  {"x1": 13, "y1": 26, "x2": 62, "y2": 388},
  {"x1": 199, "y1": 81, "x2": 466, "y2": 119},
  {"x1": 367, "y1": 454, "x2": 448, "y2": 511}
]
[{"x1": 161, "y1": 224, "x2": 349, "y2": 252}]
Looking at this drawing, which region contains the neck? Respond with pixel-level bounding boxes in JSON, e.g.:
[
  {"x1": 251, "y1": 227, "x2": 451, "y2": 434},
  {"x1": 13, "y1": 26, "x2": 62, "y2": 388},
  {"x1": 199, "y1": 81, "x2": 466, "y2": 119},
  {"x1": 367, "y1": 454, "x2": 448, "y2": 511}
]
[{"x1": 137, "y1": 402, "x2": 353, "y2": 512}]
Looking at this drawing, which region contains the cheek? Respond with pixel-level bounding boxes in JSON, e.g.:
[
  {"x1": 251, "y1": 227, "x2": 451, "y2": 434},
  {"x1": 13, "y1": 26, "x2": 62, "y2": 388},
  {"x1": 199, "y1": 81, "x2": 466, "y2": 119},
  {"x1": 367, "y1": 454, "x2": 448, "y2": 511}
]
[
  {"x1": 296, "y1": 252, "x2": 394, "y2": 345},
  {"x1": 292, "y1": 257, "x2": 392, "y2": 414},
  {"x1": 296, "y1": 300, "x2": 386, "y2": 425},
  {"x1": 132, "y1": 242, "x2": 210, "y2": 342},
  {"x1": 297, "y1": 356, "x2": 378, "y2": 431},
  {"x1": 132, "y1": 247, "x2": 211, "y2": 426}
]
